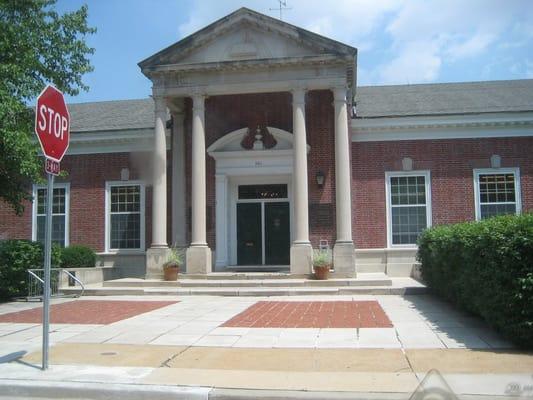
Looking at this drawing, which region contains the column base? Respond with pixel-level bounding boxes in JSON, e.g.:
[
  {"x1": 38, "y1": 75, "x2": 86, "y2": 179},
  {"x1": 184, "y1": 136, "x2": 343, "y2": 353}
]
[
  {"x1": 290, "y1": 243, "x2": 313, "y2": 276},
  {"x1": 145, "y1": 247, "x2": 170, "y2": 279},
  {"x1": 186, "y1": 246, "x2": 212, "y2": 274},
  {"x1": 333, "y1": 242, "x2": 356, "y2": 278}
]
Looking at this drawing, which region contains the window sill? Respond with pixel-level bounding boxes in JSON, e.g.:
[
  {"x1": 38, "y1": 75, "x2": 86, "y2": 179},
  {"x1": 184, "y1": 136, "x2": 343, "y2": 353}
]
[{"x1": 98, "y1": 250, "x2": 146, "y2": 256}]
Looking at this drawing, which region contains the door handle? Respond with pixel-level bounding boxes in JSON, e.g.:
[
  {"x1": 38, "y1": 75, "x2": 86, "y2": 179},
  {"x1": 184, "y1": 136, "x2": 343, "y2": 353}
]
[{"x1": 245, "y1": 241, "x2": 254, "y2": 247}]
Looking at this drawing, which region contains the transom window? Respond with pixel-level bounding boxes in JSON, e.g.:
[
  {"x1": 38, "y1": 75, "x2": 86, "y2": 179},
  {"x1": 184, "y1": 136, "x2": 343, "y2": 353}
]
[
  {"x1": 474, "y1": 168, "x2": 521, "y2": 220},
  {"x1": 33, "y1": 184, "x2": 69, "y2": 247},
  {"x1": 106, "y1": 182, "x2": 145, "y2": 251},
  {"x1": 386, "y1": 172, "x2": 431, "y2": 246},
  {"x1": 238, "y1": 184, "x2": 288, "y2": 200}
]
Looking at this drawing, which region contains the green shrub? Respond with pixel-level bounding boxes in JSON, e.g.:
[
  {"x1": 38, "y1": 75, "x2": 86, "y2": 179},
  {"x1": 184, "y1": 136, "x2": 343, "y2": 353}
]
[
  {"x1": 417, "y1": 213, "x2": 533, "y2": 348},
  {"x1": 60, "y1": 245, "x2": 96, "y2": 268},
  {"x1": 0, "y1": 240, "x2": 62, "y2": 300}
]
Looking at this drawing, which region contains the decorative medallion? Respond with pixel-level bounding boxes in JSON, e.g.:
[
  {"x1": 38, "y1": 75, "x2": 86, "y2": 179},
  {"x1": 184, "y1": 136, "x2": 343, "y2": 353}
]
[{"x1": 240, "y1": 125, "x2": 277, "y2": 150}]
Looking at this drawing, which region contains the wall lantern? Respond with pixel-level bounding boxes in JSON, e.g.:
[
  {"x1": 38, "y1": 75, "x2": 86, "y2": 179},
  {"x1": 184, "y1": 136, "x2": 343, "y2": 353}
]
[{"x1": 316, "y1": 170, "x2": 325, "y2": 186}]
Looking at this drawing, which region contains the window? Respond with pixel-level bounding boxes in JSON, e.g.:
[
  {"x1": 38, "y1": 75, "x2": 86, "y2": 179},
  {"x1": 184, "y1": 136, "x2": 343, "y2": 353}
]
[
  {"x1": 386, "y1": 171, "x2": 431, "y2": 246},
  {"x1": 32, "y1": 184, "x2": 69, "y2": 247},
  {"x1": 105, "y1": 182, "x2": 145, "y2": 251},
  {"x1": 474, "y1": 168, "x2": 521, "y2": 220}
]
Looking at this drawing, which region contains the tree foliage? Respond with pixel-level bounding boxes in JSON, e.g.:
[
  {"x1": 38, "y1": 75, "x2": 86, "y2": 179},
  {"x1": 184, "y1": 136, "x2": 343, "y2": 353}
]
[{"x1": 0, "y1": 0, "x2": 95, "y2": 214}]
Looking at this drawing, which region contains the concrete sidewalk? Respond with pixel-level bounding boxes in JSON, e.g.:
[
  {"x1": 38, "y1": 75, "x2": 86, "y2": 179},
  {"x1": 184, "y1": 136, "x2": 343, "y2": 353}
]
[{"x1": 0, "y1": 294, "x2": 531, "y2": 398}]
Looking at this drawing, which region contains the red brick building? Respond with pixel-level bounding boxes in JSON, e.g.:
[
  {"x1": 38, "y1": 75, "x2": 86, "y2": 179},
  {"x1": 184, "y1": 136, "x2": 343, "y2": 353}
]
[{"x1": 1, "y1": 8, "x2": 532, "y2": 278}]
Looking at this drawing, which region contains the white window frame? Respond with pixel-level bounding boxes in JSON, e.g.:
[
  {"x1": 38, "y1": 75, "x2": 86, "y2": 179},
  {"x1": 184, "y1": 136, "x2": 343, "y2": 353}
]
[
  {"x1": 385, "y1": 170, "x2": 432, "y2": 248},
  {"x1": 473, "y1": 168, "x2": 521, "y2": 221},
  {"x1": 32, "y1": 183, "x2": 70, "y2": 247},
  {"x1": 105, "y1": 181, "x2": 146, "y2": 253}
]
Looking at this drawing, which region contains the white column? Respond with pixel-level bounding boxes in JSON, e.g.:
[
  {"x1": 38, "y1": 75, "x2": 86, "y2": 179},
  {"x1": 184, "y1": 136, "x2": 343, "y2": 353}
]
[
  {"x1": 171, "y1": 111, "x2": 186, "y2": 248},
  {"x1": 190, "y1": 94, "x2": 207, "y2": 246},
  {"x1": 332, "y1": 87, "x2": 356, "y2": 277},
  {"x1": 215, "y1": 173, "x2": 228, "y2": 268},
  {"x1": 145, "y1": 96, "x2": 170, "y2": 278},
  {"x1": 186, "y1": 93, "x2": 211, "y2": 273},
  {"x1": 290, "y1": 88, "x2": 313, "y2": 275},
  {"x1": 152, "y1": 96, "x2": 168, "y2": 248}
]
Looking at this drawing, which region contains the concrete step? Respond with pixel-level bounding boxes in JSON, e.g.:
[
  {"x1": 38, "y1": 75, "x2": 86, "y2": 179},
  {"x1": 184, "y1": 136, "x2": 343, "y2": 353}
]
[
  {"x1": 63, "y1": 277, "x2": 427, "y2": 297},
  {"x1": 102, "y1": 273, "x2": 393, "y2": 288}
]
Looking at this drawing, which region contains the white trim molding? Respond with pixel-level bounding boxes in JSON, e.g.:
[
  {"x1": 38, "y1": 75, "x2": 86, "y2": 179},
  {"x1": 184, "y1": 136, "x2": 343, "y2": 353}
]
[
  {"x1": 32, "y1": 182, "x2": 70, "y2": 247},
  {"x1": 208, "y1": 127, "x2": 298, "y2": 268},
  {"x1": 352, "y1": 112, "x2": 533, "y2": 142},
  {"x1": 104, "y1": 180, "x2": 146, "y2": 253},
  {"x1": 385, "y1": 170, "x2": 432, "y2": 249},
  {"x1": 473, "y1": 167, "x2": 521, "y2": 221},
  {"x1": 58, "y1": 128, "x2": 170, "y2": 156}
]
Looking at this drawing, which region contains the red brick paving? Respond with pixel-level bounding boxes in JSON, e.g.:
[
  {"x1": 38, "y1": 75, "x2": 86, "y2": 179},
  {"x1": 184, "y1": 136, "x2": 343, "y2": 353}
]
[
  {"x1": 0, "y1": 300, "x2": 177, "y2": 325},
  {"x1": 222, "y1": 301, "x2": 393, "y2": 328}
]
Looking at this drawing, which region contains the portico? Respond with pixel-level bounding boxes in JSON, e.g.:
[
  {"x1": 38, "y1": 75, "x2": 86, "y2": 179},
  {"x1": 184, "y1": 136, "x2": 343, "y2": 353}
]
[{"x1": 140, "y1": 8, "x2": 357, "y2": 277}]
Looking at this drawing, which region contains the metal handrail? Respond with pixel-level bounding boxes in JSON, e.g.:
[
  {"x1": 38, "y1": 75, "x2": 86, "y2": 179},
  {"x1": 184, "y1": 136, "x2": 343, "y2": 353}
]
[
  {"x1": 61, "y1": 269, "x2": 85, "y2": 297},
  {"x1": 27, "y1": 270, "x2": 44, "y2": 284},
  {"x1": 26, "y1": 268, "x2": 85, "y2": 301}
]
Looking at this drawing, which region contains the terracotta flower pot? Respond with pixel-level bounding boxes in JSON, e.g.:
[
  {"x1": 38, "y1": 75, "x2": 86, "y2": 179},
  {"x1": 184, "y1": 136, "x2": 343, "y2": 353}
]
[
  {"x1": 163, "y1": 263, "x2": 179, "y2": 281},
  {"x1": 313, "y1": 264, "x2": 331, "y2": 280}
]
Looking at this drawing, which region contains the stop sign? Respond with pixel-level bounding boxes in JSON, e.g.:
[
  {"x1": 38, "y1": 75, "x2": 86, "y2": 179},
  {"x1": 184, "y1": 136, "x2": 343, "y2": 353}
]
[{"x1": 35, "y1": 85, "x2": 70, "y2": 162}]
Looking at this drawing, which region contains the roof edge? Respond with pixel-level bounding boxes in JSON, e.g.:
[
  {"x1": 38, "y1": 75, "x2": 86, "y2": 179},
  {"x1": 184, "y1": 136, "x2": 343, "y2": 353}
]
[{"x1": 138, "y1": 7, "x2": 356, "y2": 71}]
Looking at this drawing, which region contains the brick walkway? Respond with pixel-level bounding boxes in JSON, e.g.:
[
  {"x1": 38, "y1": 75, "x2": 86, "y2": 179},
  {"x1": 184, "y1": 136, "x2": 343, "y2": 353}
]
[
  {"x1": 222, "y1": 301, "x2": 393, "y2": 328},
  {"x1": 0, "y1": 300, "x2": 177, "y2": 324}
]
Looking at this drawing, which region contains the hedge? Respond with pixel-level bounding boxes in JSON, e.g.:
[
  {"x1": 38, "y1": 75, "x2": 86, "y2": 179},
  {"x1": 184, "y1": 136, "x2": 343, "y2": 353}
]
[
  {"x1": 60, "y1": 245, "x2": 96, "y2": 268},
  {"x1": 0, "y1": 240, "x2": 62, "y2": 300},
  {"x1": 417, "y1": 213, "x2": 533, "y2": 348}
]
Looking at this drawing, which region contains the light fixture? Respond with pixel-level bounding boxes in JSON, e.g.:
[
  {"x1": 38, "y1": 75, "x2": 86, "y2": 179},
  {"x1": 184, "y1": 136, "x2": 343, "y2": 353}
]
[{"x1": 316, "y1": 170, "x2": 325, "y2": 186}]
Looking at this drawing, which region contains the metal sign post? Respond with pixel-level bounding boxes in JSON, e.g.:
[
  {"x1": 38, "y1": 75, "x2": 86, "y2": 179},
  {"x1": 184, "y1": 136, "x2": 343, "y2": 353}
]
[
  {"x1": 42, "y1": 171, "x2": 54, "y2": 370},
  {"x1": 34, "y1": 84, "x2": 70, "y2": 371}
]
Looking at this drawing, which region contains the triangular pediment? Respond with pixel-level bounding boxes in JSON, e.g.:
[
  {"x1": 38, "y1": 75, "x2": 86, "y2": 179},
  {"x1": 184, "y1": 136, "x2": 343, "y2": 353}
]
[{"x1": 139, "y1": 8, "x2": 356, "y2": 71}]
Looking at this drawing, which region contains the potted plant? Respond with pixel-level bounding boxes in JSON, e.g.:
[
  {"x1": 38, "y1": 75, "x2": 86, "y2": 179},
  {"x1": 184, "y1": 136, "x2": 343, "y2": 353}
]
[
  {"x1": 313, "y1": 249, "x2": 332, "y2": 280},
  {"x1": 163, "y1": 247, "x2": 184, "y2": 281}
]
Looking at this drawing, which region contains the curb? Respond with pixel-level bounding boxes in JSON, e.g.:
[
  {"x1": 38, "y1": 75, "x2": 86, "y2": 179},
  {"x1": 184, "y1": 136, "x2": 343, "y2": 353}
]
[
  {"x1": 0, "y1": 379, "x2": 512, "y2": 400},
  {"x1": 0, "y1": 379, "x2": 209, "y2": 400}
]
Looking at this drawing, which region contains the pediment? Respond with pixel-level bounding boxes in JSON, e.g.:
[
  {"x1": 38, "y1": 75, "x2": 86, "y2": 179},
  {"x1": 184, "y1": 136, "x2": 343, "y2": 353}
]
[
  {"x1": 173, "y1": 25, "x2": 318, "y2": 65},
  {"x1": 139, "y1": 8, "x2": 356, "y2": 71}
]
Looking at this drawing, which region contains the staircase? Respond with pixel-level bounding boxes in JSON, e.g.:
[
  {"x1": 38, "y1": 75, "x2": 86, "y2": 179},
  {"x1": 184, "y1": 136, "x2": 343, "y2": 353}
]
[{"x1": 61, "y1": 272, "x2": 426, "y2": 297}]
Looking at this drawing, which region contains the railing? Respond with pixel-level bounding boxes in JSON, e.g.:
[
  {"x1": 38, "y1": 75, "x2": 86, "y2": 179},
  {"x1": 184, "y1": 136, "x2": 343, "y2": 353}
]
[{"x1": 27, "y1": 268, "x2": 85, "y2": 301}]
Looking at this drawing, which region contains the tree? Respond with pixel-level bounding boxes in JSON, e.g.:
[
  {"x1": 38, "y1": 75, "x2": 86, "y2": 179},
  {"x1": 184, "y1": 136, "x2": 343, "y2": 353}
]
[{"x1": 0, "y1": 0, "x2": 95, "y2": 214}]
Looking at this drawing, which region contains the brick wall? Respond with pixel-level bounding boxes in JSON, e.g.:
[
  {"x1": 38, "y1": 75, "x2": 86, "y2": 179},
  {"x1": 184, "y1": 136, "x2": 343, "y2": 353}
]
[
  {"x1": 0, "y1": 199, "x2": 32, "y2": 240},
  {"x1": 352, "y1": 137, "x2": 533, "y2": 248},
  {"x1": 2, "y1": 109, "x2": 531, "y2": 256},
  {"x1": 0, "y1": 151, "x2": 171, "y2": 252}
]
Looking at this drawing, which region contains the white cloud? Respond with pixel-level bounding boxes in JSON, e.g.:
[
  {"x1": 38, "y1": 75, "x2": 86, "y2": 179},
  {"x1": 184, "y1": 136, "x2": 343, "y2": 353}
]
[
  {"x1": 379, "y1": 41, "x2": 442, "y2": 84},
  {"x1": 177, "y1": 0, "x2": 402, "y2": 43},
  {"x1": 176, "y1": 0, "x2": 532, "y2": 84},
  {"x1": 375, "y1": 0, "x2": 531, "y2": 83}
]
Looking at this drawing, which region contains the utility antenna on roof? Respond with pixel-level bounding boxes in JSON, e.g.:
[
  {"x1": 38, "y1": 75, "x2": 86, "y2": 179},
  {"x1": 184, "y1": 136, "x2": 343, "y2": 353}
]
[{"x1": 270, "y1": 0, "x2": 291, "y2": 20}]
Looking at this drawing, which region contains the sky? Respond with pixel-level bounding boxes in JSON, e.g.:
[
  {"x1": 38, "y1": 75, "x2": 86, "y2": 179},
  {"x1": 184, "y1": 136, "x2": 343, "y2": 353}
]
[{"x1": 55, "y1": 0, "x2": 533, "y2": 104}]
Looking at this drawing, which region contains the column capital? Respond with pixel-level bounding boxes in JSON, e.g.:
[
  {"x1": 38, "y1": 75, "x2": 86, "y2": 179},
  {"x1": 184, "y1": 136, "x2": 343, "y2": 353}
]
[
  {"x1": 192, "y1": 93, "x2": 206, "y2": 110},
  {"x1": 332, "y1": 87, "x2": 348, "y2": 103},
  {"x1": 291, "y1": 87, "x2": 307, "y2": 105},
  {"x1": 153, "y1": 96, "x2": 167, "y2": 114}
]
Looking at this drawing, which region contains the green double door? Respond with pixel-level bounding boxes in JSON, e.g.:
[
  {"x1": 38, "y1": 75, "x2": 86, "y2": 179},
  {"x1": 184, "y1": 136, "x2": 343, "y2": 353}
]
[{"x1": 236, "y1": 202, "x2": 290, "y2": 265}]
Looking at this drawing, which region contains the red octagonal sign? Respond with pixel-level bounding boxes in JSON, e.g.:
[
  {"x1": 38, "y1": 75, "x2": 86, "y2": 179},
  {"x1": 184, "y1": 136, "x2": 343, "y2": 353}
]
[{"x1": 35, "y1": 85, "x2": 70, "y2": 162}]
